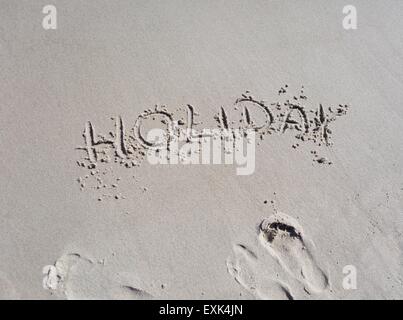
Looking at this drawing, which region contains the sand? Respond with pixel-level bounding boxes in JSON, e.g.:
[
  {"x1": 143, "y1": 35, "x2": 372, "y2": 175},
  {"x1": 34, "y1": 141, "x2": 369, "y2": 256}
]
[{"x1": 0, "y1": 0, "x2": 402, "y2": 299}]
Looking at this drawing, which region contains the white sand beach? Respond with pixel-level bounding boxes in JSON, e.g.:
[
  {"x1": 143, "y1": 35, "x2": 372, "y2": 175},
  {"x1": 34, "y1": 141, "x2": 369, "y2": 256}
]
[{"x1": 0, "y1": 0, "x2": 402, "y2": 299}]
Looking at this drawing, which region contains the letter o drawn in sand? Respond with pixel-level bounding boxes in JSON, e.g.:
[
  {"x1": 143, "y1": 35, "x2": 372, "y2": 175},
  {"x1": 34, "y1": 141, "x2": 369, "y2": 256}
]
[{"x1": 133, "y1": 107, "x2": 175, "y2": 150}]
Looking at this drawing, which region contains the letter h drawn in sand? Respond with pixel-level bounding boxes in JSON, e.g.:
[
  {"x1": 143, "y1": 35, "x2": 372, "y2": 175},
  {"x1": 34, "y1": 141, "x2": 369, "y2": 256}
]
[{"x1": 77, "y1": 116, "x2": 128, "y2": 165}]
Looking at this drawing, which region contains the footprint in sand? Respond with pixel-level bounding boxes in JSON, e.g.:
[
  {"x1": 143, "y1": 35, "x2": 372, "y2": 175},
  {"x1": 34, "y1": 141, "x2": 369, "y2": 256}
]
[
  {"x1": 43, "y1": 253, "x2": 152, "y2": 300},
  {"x1": 258, "y1": 212, "x2": 329, "y2": 294},
  {"x1": 226, "y1": 244, "x2": 294, "y2": 300}
]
